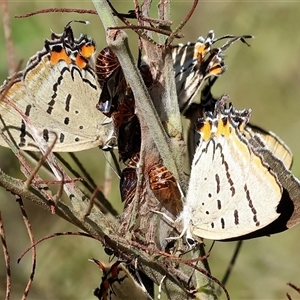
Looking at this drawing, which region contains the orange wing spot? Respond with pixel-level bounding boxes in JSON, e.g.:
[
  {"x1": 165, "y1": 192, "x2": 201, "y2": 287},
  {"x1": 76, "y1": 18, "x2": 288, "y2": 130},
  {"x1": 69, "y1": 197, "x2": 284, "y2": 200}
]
[
  {"x1": 216, "y1": 118, "x2": 230, "y2": 137},
  {"x1": 49, "y1": 49, "x2": 71, "y2": 65},
  {"x1": 75, "y1": 55, "x2": 87, "y2": 69},
  {"x1": 208, "y1": 63, "x2": 224, "y2": 76},
  {"x1": 195, "y1": 44, "x2": 210, "y2": 62},
  {"x1": 80, "y1": 44, "x2": 95, "y2": 59},
  {"x1": 199, "y1": 121, "x2": 212, "y2": 141}
]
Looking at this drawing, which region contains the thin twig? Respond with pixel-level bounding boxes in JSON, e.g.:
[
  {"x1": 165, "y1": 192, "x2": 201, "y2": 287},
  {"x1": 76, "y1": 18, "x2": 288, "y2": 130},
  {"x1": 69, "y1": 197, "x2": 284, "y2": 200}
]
[
  {"x1": 0, "y1": 209, "x2": 11, "y2": 300},
  {"x1": 18, "y1": 231, "x2": 103, "y2": 263},
  {"x1": 218, "y1": 241, "x2": 243, "y2": 295},
  {"x1": 1, "y1": 0, "x2": 15, "y2": 75},
  {"x1": 23, "y1": 133, "x2": 58, "y2": 190},
  {"x1": 15, "y1": 8, "x2": 98, "y2": 18},
  {"x1": 166, "y1": 0, "x2": 199, "y2": 46},
  {"x1": 16, "y1": 196, "x2": 36, "y2": 300},
  {"x1": 287, "y1": 282, "x2": 300, "y2": 294},
  {"x1": 108, "y1": 25, "x2": 183, "y2": 38}
]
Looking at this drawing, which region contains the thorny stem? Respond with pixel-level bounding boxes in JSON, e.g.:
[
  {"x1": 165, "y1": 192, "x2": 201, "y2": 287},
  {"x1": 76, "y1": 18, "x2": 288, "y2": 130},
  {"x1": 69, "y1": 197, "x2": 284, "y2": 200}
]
[
  {"x1": 91, "y1": 1, "x2": 216, "y2": 300},
  {"x1": 92, "y1": 0, "x2": 178, "y2": 179}
]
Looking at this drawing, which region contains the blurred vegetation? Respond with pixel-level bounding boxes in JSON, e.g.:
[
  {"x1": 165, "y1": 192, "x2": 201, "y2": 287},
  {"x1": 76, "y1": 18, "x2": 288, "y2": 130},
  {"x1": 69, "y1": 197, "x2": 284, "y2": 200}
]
[{"x1": 0, "y1": 1, "x2": 300, "y2": 299}]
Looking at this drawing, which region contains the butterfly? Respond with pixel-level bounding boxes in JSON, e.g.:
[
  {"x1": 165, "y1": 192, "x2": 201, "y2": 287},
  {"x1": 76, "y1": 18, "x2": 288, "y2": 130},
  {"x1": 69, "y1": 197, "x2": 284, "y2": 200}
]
[
  {"x1": 91, "y1": 259, "x2": 153, "y2": 300},
  {"x1": 172, "y1": 30, "x2": 253, "y2": 113},
  {"x1": 184, "y1": 78, "x2": 293, "y2": 173},
  {"x1": 178, "y1": 95, "x2": 300, "y2": 243},
  {"x1": 0, "y1": 22, "x2": 115, "y2": 152}
]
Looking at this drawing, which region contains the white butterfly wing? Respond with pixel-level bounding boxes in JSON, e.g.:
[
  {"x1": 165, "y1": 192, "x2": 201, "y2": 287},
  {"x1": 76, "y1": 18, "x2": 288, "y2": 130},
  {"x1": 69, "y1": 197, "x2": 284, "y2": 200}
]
[
  {"x1": 247, "y1": 124, "x2": 293, "y2": 170},
  {"x1": 0, "y1": 51, "x2": 113, "y2": 152},
  {"x1": 184, "y1": 122, "x2": 282, "y2": 240}
]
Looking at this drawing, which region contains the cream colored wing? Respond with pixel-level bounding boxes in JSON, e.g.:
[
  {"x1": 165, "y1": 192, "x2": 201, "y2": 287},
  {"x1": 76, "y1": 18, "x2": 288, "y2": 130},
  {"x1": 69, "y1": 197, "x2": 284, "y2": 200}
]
[
  {"x1": 184, "y1": 134, "x2": 281, "y2": 241},
  {"x1": 0, "y1": 25, "x2": 114, "y2": 152},
  {"x1": 247, "y1": 124, "x2": 293, "y2": 170},
  {"x1": 0, "y1": 57, "x2": 113, "y2": 152},
  {"x1": 182, "y1": 101, "x2": 283, "y2": 240}
]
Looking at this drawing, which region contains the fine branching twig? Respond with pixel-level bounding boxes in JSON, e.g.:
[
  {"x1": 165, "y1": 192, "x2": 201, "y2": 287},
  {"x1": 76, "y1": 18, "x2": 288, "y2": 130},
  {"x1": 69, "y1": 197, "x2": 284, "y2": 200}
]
[
  {"x1": 0, "y1": 209, "x2": 11, "y2": 300},
  {"x1": 17, "y1": 196, "x2": 36, "y2": 300}
]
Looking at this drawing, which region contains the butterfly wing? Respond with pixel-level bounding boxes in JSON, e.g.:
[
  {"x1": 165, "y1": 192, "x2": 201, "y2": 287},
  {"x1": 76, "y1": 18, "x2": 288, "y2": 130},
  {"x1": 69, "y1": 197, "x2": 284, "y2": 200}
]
[
  {"x1": 172, "y1": 32, "x2": 252, "y2": 112},
  {"x1": 183, "y1": 103, "x2": 282, "y2": 240},
  {"x1": 93, "y1": 260, "x2": 153, "y2": 300},
  {"x1": 0, "y1": 27, "x2": 114, "y2": 152},
  {"x1": 247, "y1": 124, "x2": 293, "y2": 170}
]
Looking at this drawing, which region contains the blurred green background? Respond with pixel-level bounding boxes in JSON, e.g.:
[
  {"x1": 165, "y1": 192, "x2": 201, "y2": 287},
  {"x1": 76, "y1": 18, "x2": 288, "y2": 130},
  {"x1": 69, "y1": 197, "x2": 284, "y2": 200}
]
[{"x1": 1, "y1": 1, "x2": 300, "y2": 299}]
